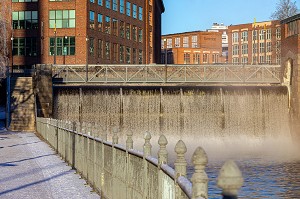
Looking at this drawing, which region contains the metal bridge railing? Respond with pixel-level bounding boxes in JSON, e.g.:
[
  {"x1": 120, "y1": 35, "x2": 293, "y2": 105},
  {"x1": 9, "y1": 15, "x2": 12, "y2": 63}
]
[
  {"x1": 36, "y1": 117, "x2": 244, "y2": 199},
  {"x1": 52, "y1": 64, "x2": 282, "y2": 84}
]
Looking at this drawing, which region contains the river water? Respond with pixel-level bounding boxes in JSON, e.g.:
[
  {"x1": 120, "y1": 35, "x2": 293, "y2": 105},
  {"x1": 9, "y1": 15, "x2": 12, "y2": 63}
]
[
  {"x1": 53, "y1": 86, "x2": 300, "y2": 198},
  {"x1": 204, "y1": 158, "x2": 300, "y2": 198}
]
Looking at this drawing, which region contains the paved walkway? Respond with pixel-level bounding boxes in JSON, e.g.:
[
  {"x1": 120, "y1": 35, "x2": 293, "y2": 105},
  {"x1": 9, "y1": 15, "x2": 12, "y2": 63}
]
[{"x1": 0, "y1": 131, "x2": 100, "y2": 199}]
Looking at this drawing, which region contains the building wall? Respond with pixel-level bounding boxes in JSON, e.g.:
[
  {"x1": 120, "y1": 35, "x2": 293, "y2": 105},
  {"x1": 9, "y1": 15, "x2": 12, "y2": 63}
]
[
  {"x1": 161, "y1": 31, "x2": 224, "y2": 64},
  {"x1": 228, "y1": 20, "x2": 281, "y2": 65},
  {"x1": 281, "y1": 15, "x2": 300, "y2": 138},
  {"x1": 7, "y1": 0, "x2": 164, "y2": 69},
  {"x1": 0, "y1": 2, "x2": 12, "y2": 69}
]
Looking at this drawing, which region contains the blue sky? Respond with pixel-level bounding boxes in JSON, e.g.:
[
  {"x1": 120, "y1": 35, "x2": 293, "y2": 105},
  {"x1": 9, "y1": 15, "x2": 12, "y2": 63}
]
[{"x1": 162, "y1": 0, "x2": 300, "y2": 35}]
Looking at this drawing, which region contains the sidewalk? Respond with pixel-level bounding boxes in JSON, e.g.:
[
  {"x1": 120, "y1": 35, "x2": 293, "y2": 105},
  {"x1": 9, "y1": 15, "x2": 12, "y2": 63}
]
[{"x1": 0, "y1": 131, "x2": 100, "y2": 199}]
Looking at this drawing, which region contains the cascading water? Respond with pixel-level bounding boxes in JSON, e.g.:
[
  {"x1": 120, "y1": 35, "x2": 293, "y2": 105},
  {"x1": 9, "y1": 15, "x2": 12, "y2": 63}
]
[
  {"x1": 53, "y1": 86, "x2": 294, "y2": 158},
  {"x1": 53, "y1": 86, "x2": 300, "y2": 198}
]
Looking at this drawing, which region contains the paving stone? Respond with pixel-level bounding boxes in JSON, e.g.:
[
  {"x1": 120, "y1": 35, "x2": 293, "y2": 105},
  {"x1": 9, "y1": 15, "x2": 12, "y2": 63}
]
[{"x1": 0, "y1": 131, "x2": 100, "y2": 199}]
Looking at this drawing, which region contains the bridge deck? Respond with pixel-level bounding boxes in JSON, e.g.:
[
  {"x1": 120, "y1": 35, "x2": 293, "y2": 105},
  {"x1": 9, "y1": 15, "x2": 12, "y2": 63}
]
[
  {"x1": 50, "y1": 64, "x2": 282, "y2": 85},
  {"x1": 0, "y1": 131, "x2": 100, "y2": 199}
]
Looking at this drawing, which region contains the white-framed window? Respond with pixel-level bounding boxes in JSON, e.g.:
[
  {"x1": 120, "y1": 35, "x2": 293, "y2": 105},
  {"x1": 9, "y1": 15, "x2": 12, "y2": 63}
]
[
  {"x1": 259, "y1": 55, "x2": 265, "y2": 63},
  {"x1": 232, "y1": 57, "x2": 239, "y2": 64},
  {"x1": 175, "y1": 37, "x2": 180, "y2": 47},
  {"x1": 167, "y1": 38, "x2": 172, "y2": 48},
  {"x1": 259, "y1": 30, "x2": 265, "y2": 40},
  {"x1": 183, "y1": 37, "x2": 189, "y2": 48},
  {"x1": 161, "y1": 39, "x2": 164, "y2": 49},
  {"x1": 232, "y1": 45, "x2": 239, "y2": 55},
  {"x1": 276, "y1": 27, "x2": 281, "y2": 39},
  {"x1": 252, "y1": 43, "x2": 257, "y2": 54},
  {"x1": 252, "y1": 30, "x2": 258, "y2": 41},
  {"x1": 193, "y1": 53, "x2": 200, "y2": 64},
  {"x1": 241, "y1": 31, "x2": 248, "y2": 42},
  {"x1": 232, "y1": 32, "x2": 239, "y2": 43},
  {"x1": 266, "y1": 29, "x2": 271, "y2": 40},
  {"x1": 242, "y1": 44, "x2": 248, "y2": 55},
  {"x1": 252, "y1": 56, "x2": 257, "y2": 64},
  {"x1": 276, "y1": 54, "x2": 281, "y2": 64},
  {"x1": 266, "y1": 42, "x2": 272, "y2": 53},
  {"x1": 241, "y1": 57, "x2": 248, "y2": 64},
  {"x1": 203, "y1": 54, "x2": 209, "y2": 63},
  {"x1": 192, "y1": 35, "x2": 198, "y2": 48},
  {"x1": 276, "y1": 41, "x2": 281, "y2": 53},
  {"x1": 212, "y1": 54, "x2": 219, "y2": 63},
  {"x1": 184, "y1": 53, "x2": 190, "y2": 64},
  {"x1": 266, "y1": 55, "x2": 271, "y2": 64},
  {"x1": 259, "y1": 42, "x2": 265, "y2": 53}
]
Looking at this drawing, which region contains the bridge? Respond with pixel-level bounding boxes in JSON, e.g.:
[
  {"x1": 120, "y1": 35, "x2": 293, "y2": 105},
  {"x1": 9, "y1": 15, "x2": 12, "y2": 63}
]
[
  {"x1": 2, "y1": 63, "x2": 288, "y2": 198},
  {"x1": 51, "y1": 64, "x2": 282, "y2": 85}
]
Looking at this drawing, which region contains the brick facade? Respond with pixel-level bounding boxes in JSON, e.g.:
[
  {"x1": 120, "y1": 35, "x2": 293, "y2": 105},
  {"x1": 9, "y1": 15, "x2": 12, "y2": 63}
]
[
  {"x1": 4, "y1": 0, "x2": 164, "y2": 70},
  {"x1": 161, "y1": 31, "x2": 224, "y2": 64},
  {"x1": 281, "y1": 14, "x2": 300, "y2": 138},
  {"x1": 227, "y1": 20, "x2": 281, "y2": 65}
]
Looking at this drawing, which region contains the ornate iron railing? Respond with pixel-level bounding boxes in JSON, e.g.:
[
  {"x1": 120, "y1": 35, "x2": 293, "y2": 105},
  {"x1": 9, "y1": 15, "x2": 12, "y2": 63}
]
[
  {"x1": 36, "y1": 117, "x2": 244, "y2": 199},
  {"x1": 52, "y1": 64, "x2": 282, "y2": 84}
]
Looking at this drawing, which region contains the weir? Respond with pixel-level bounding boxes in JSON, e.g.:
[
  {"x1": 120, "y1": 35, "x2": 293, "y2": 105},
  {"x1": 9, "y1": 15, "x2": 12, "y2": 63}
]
[{"x1": 53, "y1": 85, "x2": 291, "y2": 158}]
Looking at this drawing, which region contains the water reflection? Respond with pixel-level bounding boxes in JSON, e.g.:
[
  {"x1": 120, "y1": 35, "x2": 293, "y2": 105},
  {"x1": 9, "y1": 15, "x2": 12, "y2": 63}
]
[{"x1": 187, "y1": 159, "x2": 300, "y2": 198}]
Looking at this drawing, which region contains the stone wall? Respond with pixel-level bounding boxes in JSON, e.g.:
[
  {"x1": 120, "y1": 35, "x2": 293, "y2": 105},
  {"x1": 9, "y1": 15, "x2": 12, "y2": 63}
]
[{"x1": 34, "y1": 64, "x2": 53, "y2": 118}]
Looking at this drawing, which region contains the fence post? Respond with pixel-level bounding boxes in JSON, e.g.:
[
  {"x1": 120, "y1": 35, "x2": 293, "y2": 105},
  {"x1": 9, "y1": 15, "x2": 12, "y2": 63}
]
[
  {"x1": 112, "y1": 126, "x2": 119, "y2": 198},
  {"x1": 143, "y1": 131, "x2": 152, "y2": 199},
  {"x1": 143, "y1": 131, "x2": 152, "y2": 157},
  {"x1": 158, "y1": 134, "x2": 168, "y2": 199},
  {"x1": 55, "y1": 119, "x2": 59, "y2": 153},
  {"x1": 174, "y1": 140, "x2": 187, "y2": 177},
  {"x1": 126, "y1": 131, "x2": 133, "y2": 150},
  {"x1": 191, "y1": 147, "x2": 208, "y2": 199},
  {"x1": 217, "y1": 160, "x2": 244, "y2": 199},
  {"x1": 174, "y1": 140, "x2": 187, "y2": 199},
  {"x1": 158, "y1": 134, "x2": 168, "y2": 165}
]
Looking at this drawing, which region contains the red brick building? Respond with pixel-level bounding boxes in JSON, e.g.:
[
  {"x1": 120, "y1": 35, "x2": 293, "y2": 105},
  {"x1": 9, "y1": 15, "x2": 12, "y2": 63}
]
[
  {"x1": 227, "y1": 20, "x2": 281, "y2": 65},
  {"x1": 281, "y1": 14, "x2": 300, "y2": 138},
  {"x1": 161, "y1": 31, "x2": 224, "y2": 64},
  {"x1": 3, "y1": 0, "x2": 164, "y2": 71}
]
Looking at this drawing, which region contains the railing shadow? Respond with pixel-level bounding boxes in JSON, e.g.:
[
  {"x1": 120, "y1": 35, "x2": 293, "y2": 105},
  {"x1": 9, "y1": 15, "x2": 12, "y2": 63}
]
[{"x1": 0, "y1": 170, "x2": 72, "y2": 196}]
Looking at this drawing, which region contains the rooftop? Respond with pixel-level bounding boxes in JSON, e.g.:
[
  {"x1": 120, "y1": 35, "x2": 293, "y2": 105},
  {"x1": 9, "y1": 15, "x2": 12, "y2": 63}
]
[{"x1": 281, "y1": 13, "x2": 300, "y2": 24}]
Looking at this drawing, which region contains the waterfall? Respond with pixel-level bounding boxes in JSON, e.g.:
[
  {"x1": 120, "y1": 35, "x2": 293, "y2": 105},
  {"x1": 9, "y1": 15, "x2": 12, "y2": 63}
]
[{"x1": 54, "y1": 86, "x2": 292, "y2": 159}]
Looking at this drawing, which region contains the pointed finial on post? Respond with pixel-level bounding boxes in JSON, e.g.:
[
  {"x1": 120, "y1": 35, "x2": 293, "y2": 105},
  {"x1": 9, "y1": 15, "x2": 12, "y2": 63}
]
[
  {"x1": 217, "y1": 160, "x2": 243, "y2": 199},
  {"x1": 158, "y1": 134, "x2": 168, "y2": 165},
  {"x1": 191, "y1": 147, "x2": 208, "y2": 199},
  {"x1": 174, "y1": 140, "x2": 187, "y2": 177},
  {"x1": 112, "y1": 126, "x2": 119, "y2": 144},
  {"x1": 143, "y1": 131, "x2": 152, "y2": 157},
  {"x1": 126, "y1": 131, "x2": 133, "y2": 150}
]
